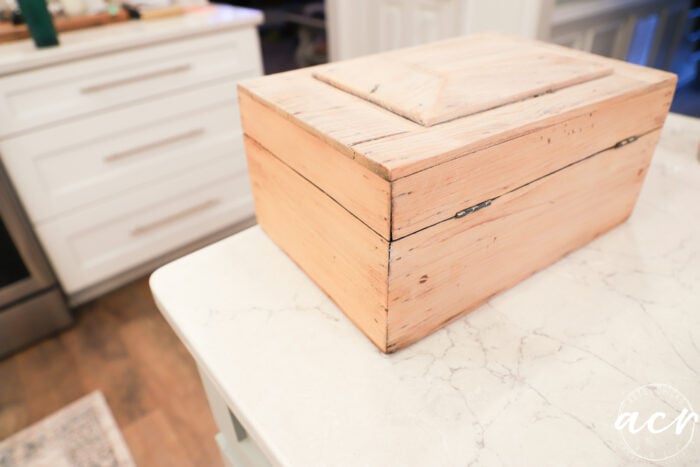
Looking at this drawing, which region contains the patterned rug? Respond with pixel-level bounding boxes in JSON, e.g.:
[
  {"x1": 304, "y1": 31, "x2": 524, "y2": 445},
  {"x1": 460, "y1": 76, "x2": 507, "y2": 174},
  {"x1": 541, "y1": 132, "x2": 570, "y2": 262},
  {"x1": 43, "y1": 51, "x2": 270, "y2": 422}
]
[{"x1": 0, "y1": 391, "x2": 135, "y2": 467}]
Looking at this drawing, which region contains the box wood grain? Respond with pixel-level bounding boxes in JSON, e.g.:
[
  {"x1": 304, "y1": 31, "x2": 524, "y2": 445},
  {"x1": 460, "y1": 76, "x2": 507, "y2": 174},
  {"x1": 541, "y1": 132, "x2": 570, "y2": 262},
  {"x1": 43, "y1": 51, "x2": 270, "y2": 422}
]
[
  {"x1": 245, "y1": 136, "x2": 389, "y2": 348},
  {"x1": 387, "y1": 129, "x2": 661, "y2": 351},
  {"x1": 240, "y1": 34, "x2": 675, "y2": 352},
  {"x1": 313, "y1": 34, "x2": 614, "y2": 126}
]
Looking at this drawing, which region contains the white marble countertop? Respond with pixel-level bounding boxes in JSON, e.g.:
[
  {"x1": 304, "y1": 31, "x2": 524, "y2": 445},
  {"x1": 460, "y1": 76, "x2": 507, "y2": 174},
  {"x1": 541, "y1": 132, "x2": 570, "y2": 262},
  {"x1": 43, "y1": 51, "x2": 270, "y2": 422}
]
[
  {"x1": 0, "y1": 4, "x2": 262, "y2": 76},
  {"x1": 151, "y1": 113, "x2": 700, "y2": 466}
]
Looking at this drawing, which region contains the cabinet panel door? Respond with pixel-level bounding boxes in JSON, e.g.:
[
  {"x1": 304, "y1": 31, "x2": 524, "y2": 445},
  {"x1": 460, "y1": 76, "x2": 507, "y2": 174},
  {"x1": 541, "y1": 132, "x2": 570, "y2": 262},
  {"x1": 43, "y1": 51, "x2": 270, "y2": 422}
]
[
  {"x1": 377, "y1": 0, "x2": 406, "y2": 51},
  {"x1": 36, "y1": 157, "x2": 253, "y2": 293},
  {"x1": 410, "y1": 0, "x2": 461, "y2": 45},
  {"x1": 328, "y1": 0, "x2": 542, "y2": 61},
  {"x1": 1, "y1": 79, "x2": 251, "y2": 223}
]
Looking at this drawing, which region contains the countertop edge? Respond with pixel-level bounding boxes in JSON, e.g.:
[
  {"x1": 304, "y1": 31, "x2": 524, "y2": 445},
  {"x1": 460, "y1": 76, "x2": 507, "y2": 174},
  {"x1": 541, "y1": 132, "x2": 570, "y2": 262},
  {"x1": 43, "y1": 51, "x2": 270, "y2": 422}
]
[{"x1": 0, "y1": 5, "x2": 264, "y2": 77}]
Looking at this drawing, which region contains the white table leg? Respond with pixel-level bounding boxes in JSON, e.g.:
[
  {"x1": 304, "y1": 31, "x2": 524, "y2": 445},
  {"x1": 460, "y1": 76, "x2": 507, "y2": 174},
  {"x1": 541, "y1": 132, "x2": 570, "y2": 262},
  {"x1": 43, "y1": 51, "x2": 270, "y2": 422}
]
[{"x1": 197, "y1": 364, "x2": 272, "y2": 467}]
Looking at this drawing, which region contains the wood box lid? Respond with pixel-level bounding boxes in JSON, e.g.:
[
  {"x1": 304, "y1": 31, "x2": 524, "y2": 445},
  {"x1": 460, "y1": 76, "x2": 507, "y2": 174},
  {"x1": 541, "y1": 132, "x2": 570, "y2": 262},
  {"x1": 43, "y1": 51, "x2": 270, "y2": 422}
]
[
  {"x1": 312, "y1": 35, "x2": 613, "y2": 127},
  {"x1": 239, "y1": 34, "x2": 675, "y2": 240}
]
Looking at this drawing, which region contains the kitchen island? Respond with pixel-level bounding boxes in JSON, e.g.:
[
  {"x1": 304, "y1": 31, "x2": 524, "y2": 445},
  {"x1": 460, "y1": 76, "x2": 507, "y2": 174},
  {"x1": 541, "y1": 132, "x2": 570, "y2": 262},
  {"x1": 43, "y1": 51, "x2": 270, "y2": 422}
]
[{"x1": 150, "y1": 113, "x2": 700, "y2": 466}]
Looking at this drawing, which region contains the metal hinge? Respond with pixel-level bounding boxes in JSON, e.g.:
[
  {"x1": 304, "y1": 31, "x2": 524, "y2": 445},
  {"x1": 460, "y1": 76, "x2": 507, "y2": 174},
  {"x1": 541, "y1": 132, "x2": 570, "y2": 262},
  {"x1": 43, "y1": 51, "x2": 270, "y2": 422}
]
[
  {"x1": 615, "y1": 136, "x2": 638, "y2": 148},
  {"x1": 455, "y1": 199, "x2": 492, "y2": 219}
]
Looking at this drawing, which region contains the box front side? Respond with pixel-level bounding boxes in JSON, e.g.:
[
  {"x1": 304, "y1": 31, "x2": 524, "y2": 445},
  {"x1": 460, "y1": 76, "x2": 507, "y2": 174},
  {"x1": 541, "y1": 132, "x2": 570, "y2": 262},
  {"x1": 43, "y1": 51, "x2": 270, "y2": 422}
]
[
  {"x1": 386, "y1": 129, "x2": 662, "y2": 351},
  {"x1": 389, "y1": 83, "x2": 675, "y2": 239}
]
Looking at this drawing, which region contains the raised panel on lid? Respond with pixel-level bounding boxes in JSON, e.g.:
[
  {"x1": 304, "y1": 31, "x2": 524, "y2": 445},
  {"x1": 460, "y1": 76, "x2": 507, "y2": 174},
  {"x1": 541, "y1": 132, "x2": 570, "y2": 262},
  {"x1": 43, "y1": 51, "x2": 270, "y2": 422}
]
[{"x1": 313, "y1": 34, "x2": 614, "y2": 126}]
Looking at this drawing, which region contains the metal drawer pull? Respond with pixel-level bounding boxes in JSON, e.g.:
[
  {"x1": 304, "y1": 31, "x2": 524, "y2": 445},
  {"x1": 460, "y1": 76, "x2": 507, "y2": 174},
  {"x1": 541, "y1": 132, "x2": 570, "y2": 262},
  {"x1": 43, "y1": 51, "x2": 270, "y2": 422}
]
[
  {"x1": 80, "y1": 64, "x2": 192, "y2": 94},
  {"x1": 104, "y1": 128, "x2": 205, "y2": 163},
  {"x1": 130, "y1": 198, "x2": 221, "y2": 237}
]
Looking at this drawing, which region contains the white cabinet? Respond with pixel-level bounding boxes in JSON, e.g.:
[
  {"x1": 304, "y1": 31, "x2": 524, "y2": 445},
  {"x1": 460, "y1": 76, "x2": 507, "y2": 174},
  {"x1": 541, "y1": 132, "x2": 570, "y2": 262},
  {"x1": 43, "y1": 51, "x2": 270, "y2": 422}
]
[
  {"x1": 326, "y1": 0, "x2": 551, "y2": 61},
  {"x1": 327, "y1": 0, "x2": 460, "y2": 59},
  {"x1": 327, "y1": 0, "x2": 689, "y2": 72},
  {"x1": 374, "y1": 0, "x2": 462, "y2": 50},
  {"x1": 35, "y1": 159, "x2": 252, "y2": 293},
  {"x1": 0, "y1": 28, "x2": 259, "y2": 137},
  {"x1": 0, "y1": 5, "x2": 263, "y2": 302},
  {"x1": 2, "y1": 81, "x2": 247, "y2": 222}
]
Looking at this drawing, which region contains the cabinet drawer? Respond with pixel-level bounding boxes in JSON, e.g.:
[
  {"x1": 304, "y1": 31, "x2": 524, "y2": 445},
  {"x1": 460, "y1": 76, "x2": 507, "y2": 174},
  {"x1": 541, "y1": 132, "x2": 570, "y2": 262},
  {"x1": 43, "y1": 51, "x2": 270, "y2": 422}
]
[
  {"x1": 0, "y1": 28, "x2": 261, "y2": 136},
  {"x1": 1, "y1": 79, "x2": 250, "y2": 223},
  {"x1": 35, "y1": 157, "x2": 253, "y2": 293}
]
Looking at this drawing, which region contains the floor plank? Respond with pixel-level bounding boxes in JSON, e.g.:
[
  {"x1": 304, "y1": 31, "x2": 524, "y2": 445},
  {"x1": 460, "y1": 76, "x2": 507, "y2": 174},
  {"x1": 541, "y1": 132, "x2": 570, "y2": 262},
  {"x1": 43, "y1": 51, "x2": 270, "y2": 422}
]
[
  {"x1": 60, "y1": 304, "x2": 155, "y2": 429},
  {"x1": 14, "y1": 337, "x2": 84, "y2": 426},
  {"x1": 0, "y1": 357, "x2": 26, "y2": 439},
  {"x1": 123, "y1": 410, "x2": 194, "y2": 467},
  {"x1": 0, "y1": 277, "x2": 222, "y2": 466},
  {"x1": 120, "y1": 314, "x2": 222, "y2": 466}
]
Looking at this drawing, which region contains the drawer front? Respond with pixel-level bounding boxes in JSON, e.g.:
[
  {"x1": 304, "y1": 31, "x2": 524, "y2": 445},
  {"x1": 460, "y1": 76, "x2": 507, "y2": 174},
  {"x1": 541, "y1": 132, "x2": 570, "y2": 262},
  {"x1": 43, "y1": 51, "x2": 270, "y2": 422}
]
[
  {"x1": 35, "y1": 157, "x2": 253, "y2": 293},
  {"x1": 1, "y1": 79, "x2": 250, "y2": 223},
  {"x1": 0, "y1": 28, "x2": 261, "y2": 136}
]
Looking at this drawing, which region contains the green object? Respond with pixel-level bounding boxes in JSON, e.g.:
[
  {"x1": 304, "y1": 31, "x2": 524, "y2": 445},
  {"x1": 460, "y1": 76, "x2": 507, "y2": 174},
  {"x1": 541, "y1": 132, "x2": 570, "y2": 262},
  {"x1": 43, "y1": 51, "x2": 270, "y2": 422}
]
[{"x1": 17, "y1": 0, "x2": 59, "y2": 48}]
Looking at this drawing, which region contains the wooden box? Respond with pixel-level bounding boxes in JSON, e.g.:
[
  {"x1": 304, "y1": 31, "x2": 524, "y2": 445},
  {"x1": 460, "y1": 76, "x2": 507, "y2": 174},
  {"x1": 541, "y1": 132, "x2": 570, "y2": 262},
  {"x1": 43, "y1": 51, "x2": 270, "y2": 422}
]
[{"x1": 238, "y1": 34, "x2": 675, "y2": 353}]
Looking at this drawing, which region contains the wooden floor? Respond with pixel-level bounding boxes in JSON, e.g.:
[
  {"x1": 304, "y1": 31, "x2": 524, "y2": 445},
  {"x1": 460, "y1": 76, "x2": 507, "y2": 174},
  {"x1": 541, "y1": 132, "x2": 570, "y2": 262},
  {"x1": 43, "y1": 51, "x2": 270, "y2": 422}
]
[{"x1": 0, "y1": 277, "x2": 222, "y2": 467}]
